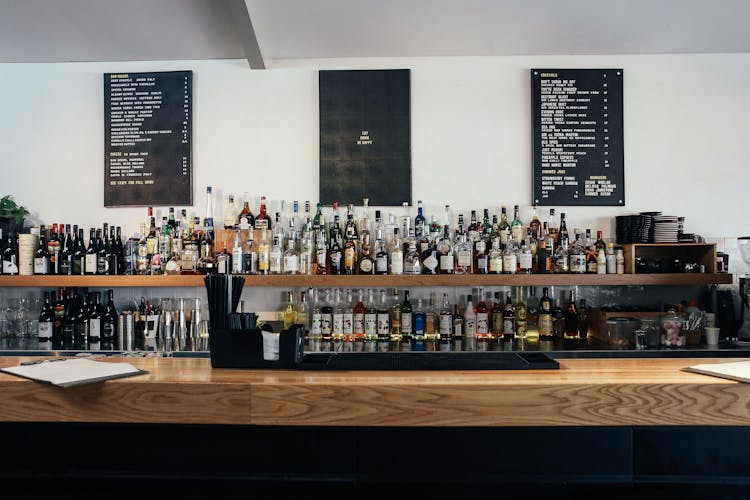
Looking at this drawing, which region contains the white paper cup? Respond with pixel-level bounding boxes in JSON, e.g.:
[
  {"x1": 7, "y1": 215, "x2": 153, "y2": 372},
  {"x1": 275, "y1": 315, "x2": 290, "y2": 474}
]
[
  {"x1": 261, "y1": 331, "x2": 280, "y2": 360},
  {"x1": 705, "y1": 327, "x2": 720, "y2": 346}
]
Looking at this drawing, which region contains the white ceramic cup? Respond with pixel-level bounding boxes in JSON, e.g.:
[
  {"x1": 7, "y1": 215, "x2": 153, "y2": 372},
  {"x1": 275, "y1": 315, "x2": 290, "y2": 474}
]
[
  {"x1": 261, "y1": 331, "x2": 280, "y2": 360},
  {"x1": 705, "y1": 326, "x2": 720, "y2": 346}
]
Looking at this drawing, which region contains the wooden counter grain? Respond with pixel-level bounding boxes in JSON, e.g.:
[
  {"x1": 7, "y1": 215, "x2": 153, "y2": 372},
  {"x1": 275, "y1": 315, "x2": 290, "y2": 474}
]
[{"x1": 1, "y1": 356, "x2": 749, "y2": 427}]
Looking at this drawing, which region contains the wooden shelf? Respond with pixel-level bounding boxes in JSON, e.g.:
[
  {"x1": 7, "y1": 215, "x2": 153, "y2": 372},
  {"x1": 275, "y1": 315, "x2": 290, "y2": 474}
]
[{"x1": 0, "y1": 273, "x2": 733, "y2": 288}]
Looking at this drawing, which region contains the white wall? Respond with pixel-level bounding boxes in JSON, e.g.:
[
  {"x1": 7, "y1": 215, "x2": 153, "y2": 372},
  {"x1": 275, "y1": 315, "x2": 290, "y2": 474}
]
[{"x1": 1, "y1": 53, "x2": 748, "y2": 245}]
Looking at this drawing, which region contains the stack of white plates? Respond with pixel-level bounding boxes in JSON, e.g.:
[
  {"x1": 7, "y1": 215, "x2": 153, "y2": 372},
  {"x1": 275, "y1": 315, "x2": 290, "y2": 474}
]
[{"x1": 653, "y1": 215, "x2": 680, "y2": 243}]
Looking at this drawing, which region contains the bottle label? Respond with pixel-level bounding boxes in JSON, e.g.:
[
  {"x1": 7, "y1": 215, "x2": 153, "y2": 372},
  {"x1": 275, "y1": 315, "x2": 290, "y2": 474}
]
[
  {"x1": 519, "y1": 253, "x2": 533, "y2": 271},
  {"x1": 570, "y1": 255, "x2": 587, "y2": 273},
  {"x1": 464, "y1": 317, "x2": 476, "y2": 336},
  {"x1": 453, "y1": 320, "x2": 463, "y2": 337},
  {"x1": 390, "y1": 251, "x2": 403, "y2": 274},
  {"x1": 377, "y1": 313, "x2": 390, "y2": 336},
  {"x1": 320, "y1": 313, "x2": 332, "y2": 336},
  {"x1": 311, "y1": 313, "x2": 322, "y2": 336},
  {"x1": 365, "y1": 313, "x2": 377, "y2": 337},
  {"x1": 492, "y1": 312, "x2": 504, "y2": 335},
  {"x1": 257, "y1": 245, "x2": 270, "y2": 271},
  {"x1": 539, "y1": 314, "x2": 553, "y2": 336},
  {"x1": 354, "y1": 313, "x2": 365, "y2": 334},
  {"x1": 34, "y1": 257, "x2": 48, "y2": 274},
  {"x1": 503, "y1": 318, "x2": 516, "y2": 336},
  {"x1": 217, "y1": 257, "x2": 228, "y2": 274},
  {"x1": 476, "y1": 255, "x2": 488, "y2": 271},
  {"x1": 343, "y1": 313, "x2": 353, "y2": 336},
  {"x1": 413, "y1": 313, "x2": 425, "y2": 337},
  {"x1": 475, "y1": 240, "x2": 486, "y2": 253},
  {"x1": 375, "y1": 255, "x2": 388, "y2": 273},
  {"x1": 269, "y1": 250, "x2": 282, "y2": 273},
  {"x1": 401, "y1": 313, "x2": 412, "y2": 334},
  {"x1": 439, "y1": 314, "x2": 452, "y2": 336},
  {"x1": 476, "y1": 312, "x2": 489, "y2": 334},
  {"x1": 587, "y1": 259, "x2": 598, "y2": 273},
  {"x1": 423, "y1": 252, "x2": 438, "y2": 272},
  {"x1": 457, "y1": 250, "x2": 471, "y2": 267},
  {"x1": 439, "y1": 255, "x2": 453, "y2": 271},
  {"x1": 283, "y1": 255, "x2": 299, "y2": 273},
  {"x1": 89, "y1": 319, "x2": 101, "y2": 339},
  {"x1": 359, "y1": 258, "x2": 373, "y2": 274},
  {"x1": 503, "y1": 255, "x2": 517, "y2": 273},
  {"x1": 344, "y1": 247, "x2": 356, "y2": 268},
  {"x1": 3, "y1": 259, "x2": 18, "y2": 274},
  {"x1": 489, "y1": 256, "x2": 503, "y2": 273},
  {"x1": 333, "y1": 313, "x2": 344, "y2": 337},
  {"x1": 232, "y1": 253, "x2": 243, "y2": 273},
  {"x1": 511, "y1": 226, "x2": 523, "y2": 244},
  {"x1": 38, "y1": 321, "x2": 53, "y2": 340}
]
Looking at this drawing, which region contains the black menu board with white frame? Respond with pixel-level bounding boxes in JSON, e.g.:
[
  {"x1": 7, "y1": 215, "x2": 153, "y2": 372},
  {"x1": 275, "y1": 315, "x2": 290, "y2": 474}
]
[
  {"x1": 319, "y1": 69, "x2": 411, "y2": 206},
  {"x1": 531, "y1": 69, "x2": 624, "y2": 206},
  {"x1": 104, "y1": 70, "x2": 192, "y2": 207}
]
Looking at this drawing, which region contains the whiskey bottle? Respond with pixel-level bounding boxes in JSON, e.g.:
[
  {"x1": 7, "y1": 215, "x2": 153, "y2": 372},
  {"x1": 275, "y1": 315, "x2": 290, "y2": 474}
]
[
  {"x1": 453, "y1": 227, "x2": 472, "y2": 274},
  {"x1": 436, "y1": 225, "x2": 454, "y2": 274},
  {"x1": 488, "y1": 238, "x2": 503, "y2": 274},
  {"x1": 502, "y1": 293, "x2": 516, "y2": 341},
  {"x1": 529, "y1": 205, "x2": 542, "y2": 241},
  {"x1": 492, "y1": 292, "x2": 504, "y2": 340},
  {"x1": 510, "y1": 204, "x2": 524, "y2": 245},
  {"x1": 498, "y1": 206, "x2": 510, "y2": 247},
  {"x1": 563, "y1": 290, "x2": 580, "y2": 340},
  {"x1": 515, "y1": 287, "x2": 527, "y2": 339},
  {"x1": 517, "y1": 239, "x2": 533, "y2": 274},
  {"x1": 538, "y1": 287, "x2": 554, "y2": 340}
]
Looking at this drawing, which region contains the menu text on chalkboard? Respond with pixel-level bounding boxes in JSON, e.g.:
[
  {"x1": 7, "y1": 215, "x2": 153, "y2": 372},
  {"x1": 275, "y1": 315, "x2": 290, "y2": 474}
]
[
  {"x1": 104, "y1": 70, "x2": 192, "y2": 207},
  {"x1": 531, "y1": 69, "x2": 624, "y2": 206}
]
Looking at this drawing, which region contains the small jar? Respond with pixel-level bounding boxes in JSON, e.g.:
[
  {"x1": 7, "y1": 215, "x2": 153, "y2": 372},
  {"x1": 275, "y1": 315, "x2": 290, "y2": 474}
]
[
  {"x1": 615, "y1": 248, "x2": 625, "y2": 274},
  {"x1": 661, "y1": 310, "x2": 685, "y2": 347}
]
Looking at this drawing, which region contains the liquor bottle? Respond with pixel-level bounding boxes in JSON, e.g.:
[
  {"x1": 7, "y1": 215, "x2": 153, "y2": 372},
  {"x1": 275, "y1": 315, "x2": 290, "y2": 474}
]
[
  {"x1": 547, "y1": 208, "x2": 559, "y2": 244},
  {"x1": 488, "y1": 238, "x2": 503, "y2": 274},
  {"x1": 314, "y1": 228, "x2": 329, "y2": 275},
  {"x1": 353, "y1": 289, "x2": 366, "y2": 344},
  {"x1": 356, "y1": 237, "x2": 375, "y2": 275},
  {"x1": 224, "y1": 194, "x2": 239, "y2": 229},
  {"x1": 510, "y1": 204, "x2": 524, "y2": 245},
  {"x1": 342, "y1": 288, "x2": 354, "y2": 348},
  {"x1": 256, "y1": 229, "x2": 270, "y2": 275},
  {"x1": 196, "y1": 229, "x2": 214, "y2": 275},
  {"x1": 364, "y1": 288, "x2": 378, "y2": 349},
  {"x1": 463, "y1": 294, "x2": 476, "y2": 351},
  {"x1": 297, "y1": 289, "x2": 310, "y2": 340},
  {"x1": 492, "y1": 292, "x2": 504, "y2": 340},
  {"x1": 538, "y1": 287, "x2": 554, "y2": 340},
  {"x1": 558, "y1": 212, "x2": 569, "y2": 243},
  {"x1": 515, "y1": 287, "x2": 528, "y2": 339},
  {"x1": 438, "y1": 292, "x2": 453, "y2": 351},
  {"x1": 376, "y1": 289, "x2": 391, "y2": 348},
  {"x1": 38, "y1": 291, "x2": 54, "y2": 349},
  {"x1": 552, "y1": 292, "x2": 565, "y2": 339},
  {"x1": 72, "y1": 225, "x2": 85, "y2": 274},
  {"x1": 563, "y1": 290, "x2": 579, "y2": 340},
  {"x1": 424, "y1": 293, "x2": 437, "y2": 349},
  {"x1": 389, "y1": 288, "x2": 402, "y2": 343},
  {"x1": 282, "y1": 290, "x2": 298, "y2": 331},
  {"x1": 482, "y1": 209, "x2": 492, "y2": 239},
  {"x1": 61, "y1": 289, "x2": 76, "y2": 349},
  {"x1": 526, "y1": 227, "x2": 538, "y2": 257},
  {"x1": 112, "y1": 226, "x2": 123, "y2": 275},
  {"x1": 58, "y1": 225, "x2": 72, "y2": 275},
  {"x1": 239, "y1": 192, "x2": 255, "y2": 229},
  {"x1": 568, "y1": 233, "x2": 587, "y2": 274},
  {"x1": 149, "y1": 228, "x2": 163, "y2": 276},
  {"x1": 502, "y1": 293, "x2": 516, "y2": 341},
  {"x1": 102, "y1": 289, "x2": 118, "y2": 350},
  {"x1": 518, "y1": 239, "x2": 533, "y2": 274},
  {"x1": 309, "y1": 289, "x2": 322, "y2": 352},
  {"x1": 328, "y1": 224, "x2": 343, "y2": 275},
  {"x1": 414, "y1": 200, "x2": 426, "y2": 239},
  {"x1": 502, "y1": 239, "x2": 517, "y2": 274},
  {"x1": 388, "y1": 228, "x2": 404, "y2": 275},
  {"x1": 436, "y1": 225, "x2": 454, "y2": 274},
  {"x1": 428, "y1": 214, "x2": 441, "y2": 245},
  {"x1": 467, "y1": 210, "x2": 479, "y2": 243},
  {"x1": 412, "y1": 298, "x2": 426, "y2": 351},
  {"x1": 74, "y1": 293, "x2": 90, "y2": 350},
  {"x1": 216, "y1": 242, "x2": 231, "y2": 275},
  {"x1": 373, "y1": 215, "x2": 388, "y2": 275},
  {"x1": 452, "y1": 303, "x2": 464, "y2": 351},
  {"x1": 606, "y1": 242, "x2": 617, "y2": 274},
  {"x1": 403, "y1": 238, "x2": 421, "y2": 274},
  {"x1": 552, "y1": 237, "x2": 569, "y2": 273},
  {"x1": 107, "y1": 225, "x2": 119, "y2": 275},
  {"x1": 475, "y1": 288, "x2": 490, "y2": 349},
  {"x1": 88, "y1": 291, "x2": 102, "y2": 351},
  {"x1": 94, "y1": 227, "x2": 108, "y2": 275},
  {"x1": 2, "y1": 229, "x2": 18, "y2": 275},
  {"x1": 453, "y1": 226, "x2": 472, "y2": 274},
  {"x1": 52, "y1": 287, "x2": 66, "y2": 349},
  {"x1": 498, "y1": 206, "x2": 510, "y2": 247},
  {"x1": 34, "y1": 227, "x2": 50, "y2": 275},
  {"x1": 473, "y1": 229, "x2": 489, "y2": 274},
  {"x1": 535, "y1": 236, "x2": 552, "y2": 274},
  {"x1": 204, "y1": 186, "x2": 215, "y2": 239},
  {"x1": 48, "y1": 224, "x2": 60, "y2": 274},
  {"x1": 529, "y1": 206, "x2": 542, "y2": 241},
  {"x1": 320, "y1": 289, "x2": 333, "y2": 352},
  {"x1": 585, "y1": 229, "x2": 599, "y2": 274},
  {"x1": 231, "y1": 229, "x2": 244, "y2": 274},
  {"x1": 526, "y1": 287, "x2": 540, "y2": 340},
  {"x1": 400, "y1": 290, "x2": 413, "y2": 345},
  {"x1": 254, "y1": 195, "x2": 273, "y2": 230},
  {"x1": 278, "y1": 237, "x2": 298, "y2": 275},
  {"x1": 597, "y1": 244, "x2": 607, "y2": 274}
]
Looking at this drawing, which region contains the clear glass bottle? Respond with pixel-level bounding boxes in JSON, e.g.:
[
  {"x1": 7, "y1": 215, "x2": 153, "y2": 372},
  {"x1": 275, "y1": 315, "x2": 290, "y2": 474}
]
[
  {"x1": 224, "y1": 194, "x2": 238, "y2": 229},
  {"x1": 568, "y1": 233, "x2": 587, "y2": 274},
  {"x1": 453, "y1": 227, "x2": 472, "y2": 274},
  {"x1": 488, "y1": 238, "x2": 503, "y2": 274},
  {"x1": 463, "y1": 294, "x2": 476, "y2": 351},
  {"x1": 388, "y1": 228, "x2": 404, "y2": 275},
  {"x1": 282, "y1": 237, "x2": 300, "y2": 275},
  {"x1": 502, "y1": 240, "x2": 517, "y2": 274},
  {"x1": 269, "y1": 233, "x2": 283, "y2": 275},
  {"x1": 309, "y1": 288, "x2": 322, "y2": 352},
  {"x1": 515, "y1": 286, "x2": 528, "y2": 339},
  {"x1": 436, "y1": 225, "x2": 454, "y2": 274},
  {"x1": 282, "y1": 290, "x2": 298, "y2": 330},
  {"x1": 552, "y1": 237, "x2": 570, "y2": 273},
  {"x1": 438, "y1": 292, "x2": 453, "y2": 351},
  {"x1": 231, "y1": 228, "x2": 244, "y2": 274},
  {"x1": 364, "y1": 288, "x2": 378, "y2": 350},
  {"x1": 376, "y1": 289, "x2": 391, "y2": 350},
  {"x1": 256, "y1": 229, "x2": 271, "y2": 275},
  {"x1": 517, "y1": 239, "x2": 533, "y2": 274},
  {"x1": 606, "y1": 242, "x2": 617, "y2": 274},
  {"x1": 403, "y1": 238, "x2": 421, "y2": 275}
]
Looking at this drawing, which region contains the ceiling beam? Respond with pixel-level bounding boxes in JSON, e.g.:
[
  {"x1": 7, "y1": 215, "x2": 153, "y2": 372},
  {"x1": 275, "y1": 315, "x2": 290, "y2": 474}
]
[{"x1": 227, "y1": 0, "x2": 265, "y2": 69}]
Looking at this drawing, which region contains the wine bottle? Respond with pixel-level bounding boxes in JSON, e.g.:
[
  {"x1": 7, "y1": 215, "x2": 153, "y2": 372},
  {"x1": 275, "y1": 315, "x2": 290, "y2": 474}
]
[
  {"x1": 37, "y1": 291, "x2": 54, "y2": 349},
  {"x1": 74, "y1": 292, "x2": 90, "y2": 350},
  {"x1": 88, "y1": 291, "x2": 102, "y2": 351},
  {"x1": 58, "y1": 225, "x2": 72, "y2": 275},
  {"x1": 101, "y1": 289, "x2": 118, "y2": 350},
  {"x1": 72, "y1": 227, "x2": 86, "y2": 275},
  {"x1": 34, "y1": 226, "x2": 50, "y2": 275}
]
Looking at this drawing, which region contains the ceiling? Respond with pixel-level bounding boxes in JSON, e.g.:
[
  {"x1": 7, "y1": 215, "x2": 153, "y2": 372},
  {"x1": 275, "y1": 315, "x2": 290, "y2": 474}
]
[{"x1": 1, "y1": 0, "x2": 749, "y2": 66}]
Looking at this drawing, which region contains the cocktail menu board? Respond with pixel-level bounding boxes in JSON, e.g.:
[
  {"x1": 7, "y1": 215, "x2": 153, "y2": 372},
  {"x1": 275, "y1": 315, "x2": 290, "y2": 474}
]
[
  {"x1": 531, "y1": 69, "x2": 624, "y2": 206},
  {"x1": 104, "y1": 70, "x2": 192, "y2": 207}
]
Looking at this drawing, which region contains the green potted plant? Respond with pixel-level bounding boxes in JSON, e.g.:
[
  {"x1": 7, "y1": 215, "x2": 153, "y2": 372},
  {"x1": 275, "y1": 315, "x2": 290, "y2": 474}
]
[{"x1": 0, "y1": 195, "x2": 29, "y2": 235}]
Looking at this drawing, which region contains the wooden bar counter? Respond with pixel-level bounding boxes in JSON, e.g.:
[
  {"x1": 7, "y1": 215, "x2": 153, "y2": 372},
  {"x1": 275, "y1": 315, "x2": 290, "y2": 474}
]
[{"x1": 2, "y1": 356, "x2": 749, "y2": 427}]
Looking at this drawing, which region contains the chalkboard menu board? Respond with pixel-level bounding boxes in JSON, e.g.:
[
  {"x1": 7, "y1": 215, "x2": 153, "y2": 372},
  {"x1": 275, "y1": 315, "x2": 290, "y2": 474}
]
[
  {"x1": 319, "y1": 69, "x2": 411, "y2": 206},
  {"x1": 531, "y1": 69, "x2": 624, "y2": 206},
  {"x1": 104, "y1": 71, "x2": 192, "y2": 207}
]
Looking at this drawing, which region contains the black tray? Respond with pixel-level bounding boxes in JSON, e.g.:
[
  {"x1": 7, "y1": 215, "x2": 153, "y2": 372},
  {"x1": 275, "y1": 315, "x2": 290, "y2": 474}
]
[
  {"x1": 209, "y1": 325, "x2": 305, "y2": 369},
  {"x1": 296, "y1": 351, "x2": 559, "y2": 370}
]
